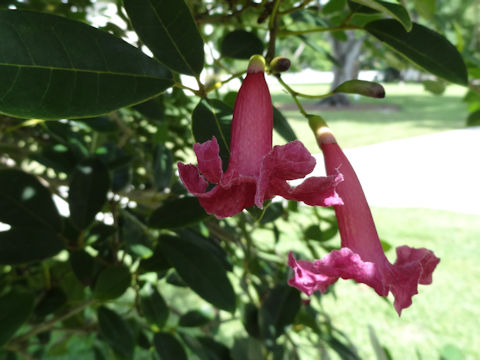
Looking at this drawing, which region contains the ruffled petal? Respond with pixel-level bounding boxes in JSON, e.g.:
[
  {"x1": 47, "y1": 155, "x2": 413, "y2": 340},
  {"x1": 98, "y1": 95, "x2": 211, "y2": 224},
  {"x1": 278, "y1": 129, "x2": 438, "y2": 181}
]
[
  {"x1": 288, "y1": 245, "x2": 440, "y2": 315},
  {"x1": 193, "y1": 137, "x2": 223, "y2": 184},
  {"x1": 196, "y1": 177, "x2": 257, "y2": 219},
  {"x1": 177, "y1": 162, "x2": 208, "y2": 194},
  {"x1": 255, "y1": 141, "x2": 343, "y2": 208}
]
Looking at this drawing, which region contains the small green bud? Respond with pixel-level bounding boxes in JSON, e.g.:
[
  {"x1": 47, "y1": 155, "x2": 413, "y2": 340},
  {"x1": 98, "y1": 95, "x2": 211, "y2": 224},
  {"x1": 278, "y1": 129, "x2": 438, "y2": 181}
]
[
  {"x1": 248, "y1": 55, "x2": 266, "y2": 73},
  {"x1": 269, "y1": 56, "x2": 291, "y2": 74},
  {"x1": 333, "y1": 80, "x2": 385, "y2": 98}
]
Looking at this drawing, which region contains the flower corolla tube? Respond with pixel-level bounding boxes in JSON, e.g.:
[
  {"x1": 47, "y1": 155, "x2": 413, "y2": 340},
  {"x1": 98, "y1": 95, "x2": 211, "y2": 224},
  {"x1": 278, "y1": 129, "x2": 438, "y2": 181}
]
[
  {"x1": 178, "y1": 56, "x2": 343, "y2": 218},
  {"x1": 288, "y1": 123, "x2": 440, "y2": 315}
]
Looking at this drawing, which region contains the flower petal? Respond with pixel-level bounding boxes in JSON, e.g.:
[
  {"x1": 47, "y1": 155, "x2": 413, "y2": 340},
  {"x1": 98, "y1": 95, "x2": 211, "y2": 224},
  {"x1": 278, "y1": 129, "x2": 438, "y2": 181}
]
[
  {"x1": 193, "y1": 137, "x2": 223, "y2": 184},
  {"x1": 177, "y1": 162, "x2": 208, "y2": 194}
]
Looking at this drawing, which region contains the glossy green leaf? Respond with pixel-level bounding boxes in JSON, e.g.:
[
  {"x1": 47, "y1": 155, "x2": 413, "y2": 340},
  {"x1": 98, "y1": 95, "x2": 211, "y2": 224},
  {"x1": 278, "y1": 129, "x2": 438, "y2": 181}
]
[
  {"x1": 366, "y1": 20, "x2": 468, "y2": 85},
  {"x1": 140, "y1": 288, "x2": 169, "y2": 328},
  {"x1": 158, "y1": 233, "x2": 236, "y2": 312},
  {"x1": 0, "y1": 169, "x2": 61, "y2": 231},
  {"x1": 259, "y1": 285, "x2": 301, "y2": 340},
  {"x1": 192, "y1": 98, "x2": 232, "y2": 170},
  {"x1": 153, "y1": 332, "x2": 187, "y2": 360},
  {"x1": 273, "y1": 107, "x2": 297, "y2": 142},
  {"x1": 220, "y1": 30, "x2": 264, "y2": 59},
  {"x1": 0, "y1": 10, "x2": 173, "y2": 119},
  {"x1": 93, "y1": 265, "x2": 131, "y2": 300},
  {"x1": 0, "y1": 228, "x2": 64, "y2": 264},
  {"x1": 153, "y1": 144, "x2": 173, "y2": 191},
  {"x1": 179, "y1": 310, "x2": 212, "y2": 327},
  {"x1": 69, "y1": 250, "x2": 96, "y2": 286},
  {"x1": 0, "y1": 290, "x2": 34, "y2": 346},
  {"x1": 97, "y1": 307, "x2": 135, "y2": 359},
  {"x1": 467, "y1": 110, "x2": 480, "y2": 127},
  {"x1": 351, "y1": 0, "x2": 411, "y2": 31},
  {"x1": 149, "y1": 197, "x2": 208, "y2": 229},
  {"x1": 69, "y1": 159, "x2": 110, "y2": 229},
  {"x1": 123, "y1": 0, "x2": 204, "y2": 75}
]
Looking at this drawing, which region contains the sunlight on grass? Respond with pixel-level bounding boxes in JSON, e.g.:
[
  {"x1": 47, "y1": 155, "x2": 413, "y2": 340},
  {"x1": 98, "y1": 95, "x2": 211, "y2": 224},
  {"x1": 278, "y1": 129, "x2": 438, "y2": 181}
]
[{"x1": 271, "y1": 83, "x2": 468, "y2": 150}]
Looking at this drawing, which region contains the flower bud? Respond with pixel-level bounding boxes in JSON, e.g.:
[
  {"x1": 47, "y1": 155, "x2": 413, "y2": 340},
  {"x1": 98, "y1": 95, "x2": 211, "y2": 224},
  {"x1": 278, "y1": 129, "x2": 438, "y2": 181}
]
[
  {"x1": 269, "y1": 56, "x2": 291, "y2": 74},
  {"x1": 333, "y1": 80, "x2": 385, "y2": 98},
  {"x1": 247, "y1": 55, "x2": 266, "y2": 74}
]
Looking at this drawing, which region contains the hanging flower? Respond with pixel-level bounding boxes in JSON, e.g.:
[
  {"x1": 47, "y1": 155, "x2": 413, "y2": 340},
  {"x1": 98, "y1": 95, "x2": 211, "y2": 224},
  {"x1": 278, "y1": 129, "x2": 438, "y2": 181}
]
[
  {"x1": 178, "y1": 56, "x2": 343, "y2": 218},
  {"x1": 288, "y1": 119, "x2": 440, "y2": 315}
]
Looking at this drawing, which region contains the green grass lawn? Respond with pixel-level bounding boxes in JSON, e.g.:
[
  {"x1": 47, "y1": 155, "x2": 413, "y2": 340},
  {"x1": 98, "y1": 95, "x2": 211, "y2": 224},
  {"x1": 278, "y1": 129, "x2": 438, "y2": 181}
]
[{"x1": 271, "y1": 83, "x2": 469, "y2": 150}]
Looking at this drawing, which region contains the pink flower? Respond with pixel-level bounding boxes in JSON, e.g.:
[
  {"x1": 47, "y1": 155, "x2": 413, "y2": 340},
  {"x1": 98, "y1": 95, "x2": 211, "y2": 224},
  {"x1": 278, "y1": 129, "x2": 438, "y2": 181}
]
[
  {"x1": 288, "y1": 124, "x2": 440, "y2": 315},
  {"x1": 178, "y1": 57, "x2": 343, "y2": 218}
]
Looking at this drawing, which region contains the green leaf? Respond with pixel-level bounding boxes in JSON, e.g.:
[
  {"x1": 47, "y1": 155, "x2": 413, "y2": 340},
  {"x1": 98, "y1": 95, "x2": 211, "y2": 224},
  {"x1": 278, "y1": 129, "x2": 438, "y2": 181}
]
[
  {"x1": 158, "y1": 233, "x2": 236, "y2": 312},
  {"x1": 93, "y1": 265, "x2": 131, "y2": 300},
  {"x1": 123, "y1": 0, "x2": 204, "y2": 75},
  {"x1": 422, "y1": 80, "x2": 446, "y2": 95},
  {"x1": 139, "y1": 288, "x2": 169, "y2": 328},
  {"x1": 413, "y1": 0, "x2": 436, "y2": 20},
  {"x1": 0, "y1": 290, "x2": 34, "y2": 346},
  {"x1": 69, "y1": 250, "x2": 96, "y2": 286},
  {"x1": 259, "y1": 285, "x2": 301, "y2": 340},
  {"x1": 153, "y1": 332, "x2": 187, "y2": 360},
  {"x1": 323, "y1": 0, "x2": 347, "y2": 15},
  {"x1": 153, "y1": 144, "x2": 173, "y2": 191},
  {"x1": 231, "y1": 338, "x2": 263, "y2": 360},
  {"x1": 34, "y1": 287, "x2": 67, "y2": 318},
  {"x1": 466, "y1": 110, "x2": 480, "y2": 127},
  {"x1": 192, "y1": 98, "x2": 232, "y2": 170},
  {"x1": 0, "y1": 10, "x2": 173, "y2": 119},
  {"x1": 196, "y1": 337, "x2": 232, "y2": 360},
  {"x1": 220, "y1": 30, "x2": 264, "y2": 59},
  {"x1": 0, "y1": 169, "x2": 61, "y2": 231},
  {"x1": 69, "y1": 159, "x2": 110, "y2": 230},
  {"x1": 149, "y1": 197, "x2": 208, "y2": 229},
  {"x1": 351, "y1": 0, "x2": 411, "y2": 31},
  {"x1": 179, "y1": 310, "x2": 212, "y2": 327},
  {"x1": 273, "y1": 107, "x2": 297, "y2": 142},
  {"x1": 97, "y1": 307, "x2": 135, "y2": 359},
  {"x1": 366, "y1": 20, "x2": 468, "y2": 85},
  {"x1": 304, "y1": 224, "x2": 338, "y2": 242},
  {"x1": 0, "y1": 228, "x2": 64, "y2": 264}
]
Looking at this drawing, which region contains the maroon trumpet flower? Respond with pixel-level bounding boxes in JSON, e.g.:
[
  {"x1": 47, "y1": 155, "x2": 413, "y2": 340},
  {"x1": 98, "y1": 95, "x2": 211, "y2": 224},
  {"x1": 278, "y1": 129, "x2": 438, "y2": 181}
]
[
  {"x1": 288, "y1": 123, "x2": 440, "y2": 315},
  {"x1": 178, "y1": 56, "x2": 343, "y2": 218}
]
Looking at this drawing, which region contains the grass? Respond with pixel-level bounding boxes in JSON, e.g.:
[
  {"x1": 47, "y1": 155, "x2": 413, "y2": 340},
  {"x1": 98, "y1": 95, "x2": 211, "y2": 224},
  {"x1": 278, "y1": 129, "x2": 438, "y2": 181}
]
[{"x1": 270, "y1": 83, "x2": 469, "y2": 150}]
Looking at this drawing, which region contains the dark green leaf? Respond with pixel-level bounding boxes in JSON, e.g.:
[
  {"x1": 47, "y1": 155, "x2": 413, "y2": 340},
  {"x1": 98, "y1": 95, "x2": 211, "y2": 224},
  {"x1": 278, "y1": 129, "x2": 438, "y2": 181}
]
[
  {"x1": 0, "y1": 169, "x2": 61, "y2": 231},
  {"x1": 197, "y1": 337, "x2": 232, "y2": 360},
  {"x1": 34, "y1": 287, "x2": 67, "y2": 318},
  {"x1": 139, "y1": 288, "x2": 169, "y2": 328},
  {"x1": 69, "y1": 159, "x2": 110, "y2": 230},
  {"x1": 466, "y1": 110, "x2": 480, "y2": 127},
  {"x1": 0, "y1": 290, "x2": 34, "y2": 346},
  {"x1": 153, "y1": 332, "x2": 187, "y2": 360},
  {"x1": 153, "y1": 144, "x2": 173, "y2": 191},
  {"x1": 133, "y1": 96, "x2": 165, "y2": 120},
  {"x1": 259, "y1": 203, "x2": 284, "y2": 225},
  {"x1": 120, "y1": 210, "x2": 153, "y2": 258},
  {"x1": 328, "y1": 336, "x2": 360, "y2": 360},
  {"x1": 273, "y1": 107, "x2": 297, "y2": 142},
  {"x1": 323, "y1": 0, "x2": 347, "y2": 15},
  {"x1": 304, "y1": 224, "x2": 338, "y2": 242},
  {"x1": 179, "y1": 310, "x2": 212, "y2": 327},
  {"x1": 77, "y1": 117, "x2": 118, "y2": 133},
  {"x1": 0, "y1": 228, "x2": 64, "y2": 264},
  {"x1": 158, "y1": 233, "x2": 236, "y2": 312},
  {"x1": 351, "y1": 0, "x2": 411, "y2": 31},
  {"x1": 259, "y1": 285, "x2": 301, "y2": 340},
  {"x1": 192, "y1": 98, "x2": 232, "y2": 170},
  {"x1": 69, "y1": 250, "x2": 96, "y2": 286},
  {"x1": 149, "y1": 197, "x2": 208, "y2": 229},
  {"x1": 220, "y1": 30, "x2": 264, "y2": 59},
  {"x1": 93, "y1": 265, "x2": 131, "y2": 300},
  {"x1": 97, "y1": 307, "x2": 134, "y2": 359},
  {"x1": 0, "y1": 10, "x2": 173, "y2": 119},
  {"x1": 366, "y1": 20, "x2": 468, "y2": 85},
  {"x1": 124, "y1": 0, "x2": 204, "y2": 75},
  {"x1": 242, "y1": 304, "x2": 261, "y2": 339}
]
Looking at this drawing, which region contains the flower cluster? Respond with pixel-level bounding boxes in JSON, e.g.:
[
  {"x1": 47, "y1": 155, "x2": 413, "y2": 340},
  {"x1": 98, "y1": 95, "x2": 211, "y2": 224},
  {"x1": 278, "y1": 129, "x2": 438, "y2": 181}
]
[{"x1": 178, "y1": 56, "x2": 439, "y2": 315}]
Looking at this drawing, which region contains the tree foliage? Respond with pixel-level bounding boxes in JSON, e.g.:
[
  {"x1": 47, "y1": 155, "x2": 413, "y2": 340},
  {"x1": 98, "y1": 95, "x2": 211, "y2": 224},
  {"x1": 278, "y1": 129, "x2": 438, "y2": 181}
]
[{"x1": 0, "y1": 0, "x2": 476, "y2": 358}]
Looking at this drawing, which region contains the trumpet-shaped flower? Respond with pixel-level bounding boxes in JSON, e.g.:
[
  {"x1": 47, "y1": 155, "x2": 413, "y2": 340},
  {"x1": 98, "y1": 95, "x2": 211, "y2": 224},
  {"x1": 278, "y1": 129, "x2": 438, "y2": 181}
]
[
  {"x1": 178, "y1": 57, "x2": 343, "y2": 218},
  {"x1": 288, "y1": 124, "x2": 440, "y2": 315}
]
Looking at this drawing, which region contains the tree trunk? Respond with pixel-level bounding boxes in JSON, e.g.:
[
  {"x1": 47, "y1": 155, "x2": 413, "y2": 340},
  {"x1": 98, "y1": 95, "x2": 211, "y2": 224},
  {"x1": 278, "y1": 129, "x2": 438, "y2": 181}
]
[{"x1": 322, "y1": 31, "x2": 365, "y2": 106}]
